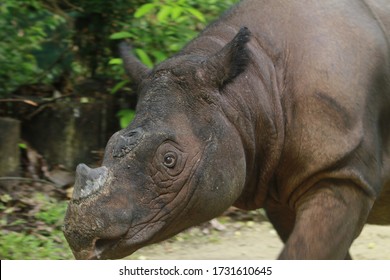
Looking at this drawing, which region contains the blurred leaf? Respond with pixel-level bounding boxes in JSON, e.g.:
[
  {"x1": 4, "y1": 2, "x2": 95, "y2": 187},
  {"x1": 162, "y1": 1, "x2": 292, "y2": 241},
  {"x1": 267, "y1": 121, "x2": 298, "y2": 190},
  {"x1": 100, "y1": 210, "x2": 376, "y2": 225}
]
[
  {"x1": 80, "y1": 97, "x2": 89, "y2": 103},
  {"x1": 187, "y1": 8, "x2": 206, "y2": 22},
  {"x1": 171, "y1": 6, "x2": 183, "y2": 19},
  {"x1": 110, "y1": 80, "x2": 128, "y2": 94},
  {"x1": 134, "y1": 3, "x2": 156, "y2": 18},
  {"x1": 9, "y1": 219, "x2": 26, "y2": 227},
  {"x1": 0, "y1": 194, "x2": 12, "y2": 203},
  {"x1": 108, "y1": 58, "x2": 123, "y2": 65},
  {"x1": 151, "y1": 50, "x2": 168, "y2": 63},
  {"x1": 4, "y1": 207, "x2": 18, "y2": 214},
  {"x1": 135, "y1": 48, "x2": 154, "y2": 68},
  {"x1": 157, "y1": 6, "x2": 172, "y2": 22},
  {"x1": 117, "y1": 109, "x2": 136, "y2": 128},
  {"x1": 168, "y1": 43, "x2": 183, "y2": 52},
  {"x1": 109, "y1": 31, "x2": 133, "y2": 40}
]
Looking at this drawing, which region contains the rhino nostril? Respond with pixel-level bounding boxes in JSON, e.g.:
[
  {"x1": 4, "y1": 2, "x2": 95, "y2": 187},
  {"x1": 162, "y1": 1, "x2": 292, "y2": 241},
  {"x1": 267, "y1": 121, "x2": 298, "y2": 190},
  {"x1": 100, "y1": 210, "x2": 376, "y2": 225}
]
[{"x1": 72, "y1": 164, "x2": 108, "y2": 200}]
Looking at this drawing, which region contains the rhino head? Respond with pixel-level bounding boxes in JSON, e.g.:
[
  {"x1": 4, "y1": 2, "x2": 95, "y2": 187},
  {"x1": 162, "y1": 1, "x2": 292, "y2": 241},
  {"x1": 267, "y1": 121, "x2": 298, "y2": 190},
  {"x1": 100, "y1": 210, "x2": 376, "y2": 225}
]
[{"x1": 63, "y1": 28, "x2": 251, "y2": 259}]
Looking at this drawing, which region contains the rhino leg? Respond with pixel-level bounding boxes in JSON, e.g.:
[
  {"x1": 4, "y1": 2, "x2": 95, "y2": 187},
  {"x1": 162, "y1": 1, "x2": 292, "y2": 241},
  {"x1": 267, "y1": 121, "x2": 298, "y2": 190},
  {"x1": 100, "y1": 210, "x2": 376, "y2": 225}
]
[
  {"x1": 277, "y1": 181, "x2": 373, "y2": 259},
  {"x1": 265, "y1": 199, "x2": 295, "y2": 243},
  {"x1": 266, "y1": 201, "x2": 353, "y2": 259}
]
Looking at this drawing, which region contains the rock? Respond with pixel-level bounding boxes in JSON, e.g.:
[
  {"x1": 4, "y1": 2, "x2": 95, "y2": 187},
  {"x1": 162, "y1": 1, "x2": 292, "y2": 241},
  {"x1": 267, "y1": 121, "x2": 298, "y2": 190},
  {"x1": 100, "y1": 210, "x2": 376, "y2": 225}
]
[{"x1": 22, "y1": 97, "x2": 116, "y2": 170}]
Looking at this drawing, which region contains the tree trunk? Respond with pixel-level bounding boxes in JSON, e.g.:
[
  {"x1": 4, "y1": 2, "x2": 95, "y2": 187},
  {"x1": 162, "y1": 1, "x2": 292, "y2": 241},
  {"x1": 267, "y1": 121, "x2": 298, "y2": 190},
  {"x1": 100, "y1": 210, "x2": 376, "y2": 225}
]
[{"x1": 0, "y1": 117, "x2": 20, "y2": 176}]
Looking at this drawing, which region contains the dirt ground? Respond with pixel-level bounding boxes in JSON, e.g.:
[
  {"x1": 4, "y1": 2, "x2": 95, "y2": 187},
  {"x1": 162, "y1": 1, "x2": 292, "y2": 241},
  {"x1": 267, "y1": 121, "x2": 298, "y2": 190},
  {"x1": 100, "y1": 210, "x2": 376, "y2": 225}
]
[{"x1": 128, "y1": 221, "x2": 390, "y2": 260}]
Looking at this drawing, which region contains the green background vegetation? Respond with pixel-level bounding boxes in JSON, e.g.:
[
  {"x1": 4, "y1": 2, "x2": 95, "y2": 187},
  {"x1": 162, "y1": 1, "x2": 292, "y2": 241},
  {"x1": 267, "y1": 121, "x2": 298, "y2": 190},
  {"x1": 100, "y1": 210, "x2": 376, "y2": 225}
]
[{"x1": 1, "y1": 0, "x2": 237, "y2": 127}]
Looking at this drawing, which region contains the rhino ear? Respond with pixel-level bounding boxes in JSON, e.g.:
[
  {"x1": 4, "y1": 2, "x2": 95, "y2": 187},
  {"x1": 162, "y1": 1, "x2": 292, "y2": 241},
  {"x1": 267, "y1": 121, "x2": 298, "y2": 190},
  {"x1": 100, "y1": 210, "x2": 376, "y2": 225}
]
[
  {"x1": 202, "y1": 27, "x2": 251, "y2": 88},
  {"x1": 119, "y1": 42, "x2": 149, "y2": 85}
]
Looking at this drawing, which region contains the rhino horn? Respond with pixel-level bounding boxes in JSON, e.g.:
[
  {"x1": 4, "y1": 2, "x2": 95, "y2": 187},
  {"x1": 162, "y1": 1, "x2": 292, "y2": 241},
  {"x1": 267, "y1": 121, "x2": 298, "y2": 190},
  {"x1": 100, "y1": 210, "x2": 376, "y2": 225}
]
[
  {"x1": 203, "y1": 26, "x2": 252, "y2": 88},
  {"x1": 119, "y1": 42, "x2": 149, "y2": 85},
  {"x1": 72, "y1": 164, "x2": 108, "y2": 200}
]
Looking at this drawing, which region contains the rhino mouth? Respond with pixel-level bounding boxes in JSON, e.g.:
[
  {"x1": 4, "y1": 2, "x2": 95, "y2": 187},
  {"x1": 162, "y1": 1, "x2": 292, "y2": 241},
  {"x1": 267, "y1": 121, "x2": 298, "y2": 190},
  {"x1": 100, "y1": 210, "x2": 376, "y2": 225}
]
[
  {"x1": 72, "y1": 237, "x2": 131, "y2": 260},
  {"x1": 92, "y1": 238, "x2": 130, "y2": 260},
  {"x1": 75, "y1": 221, "x2": 166, "y2": 259}
]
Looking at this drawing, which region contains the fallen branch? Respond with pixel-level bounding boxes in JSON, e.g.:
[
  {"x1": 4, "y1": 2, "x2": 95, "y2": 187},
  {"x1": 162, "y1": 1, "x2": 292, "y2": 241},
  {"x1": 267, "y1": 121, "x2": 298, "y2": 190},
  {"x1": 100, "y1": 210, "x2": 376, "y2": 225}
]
[{"x1": 0, "y1": 177, "x2": 60, "y2": 188}]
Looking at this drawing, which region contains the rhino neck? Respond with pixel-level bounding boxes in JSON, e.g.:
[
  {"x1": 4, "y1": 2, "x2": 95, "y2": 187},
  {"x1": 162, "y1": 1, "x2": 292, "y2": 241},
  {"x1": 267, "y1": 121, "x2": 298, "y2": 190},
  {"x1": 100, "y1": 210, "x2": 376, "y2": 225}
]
[
  {"x1": 181, "y1": 24, "x2": 286, "y2": 209},
  {"x1": 221, "y1": 47, "x2": 286, "y2": 210}
]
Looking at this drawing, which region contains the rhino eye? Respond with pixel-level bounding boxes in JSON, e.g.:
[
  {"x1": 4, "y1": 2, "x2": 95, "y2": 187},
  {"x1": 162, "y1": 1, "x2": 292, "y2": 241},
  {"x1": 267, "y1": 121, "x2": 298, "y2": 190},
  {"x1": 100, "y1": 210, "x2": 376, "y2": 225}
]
[{"x1": 163, "y1": 152, "x2": 177, "y2": 168}]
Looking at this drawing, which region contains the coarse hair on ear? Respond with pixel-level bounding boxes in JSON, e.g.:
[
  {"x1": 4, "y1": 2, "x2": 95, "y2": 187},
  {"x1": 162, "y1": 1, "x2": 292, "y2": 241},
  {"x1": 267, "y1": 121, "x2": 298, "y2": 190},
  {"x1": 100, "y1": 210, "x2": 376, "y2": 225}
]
[
  {"x1": 118, "y1": 42, "x2": 150, "y2": 85},
  {"x1": 202, "y1": 27, "x2": 252, "y2": 89}
]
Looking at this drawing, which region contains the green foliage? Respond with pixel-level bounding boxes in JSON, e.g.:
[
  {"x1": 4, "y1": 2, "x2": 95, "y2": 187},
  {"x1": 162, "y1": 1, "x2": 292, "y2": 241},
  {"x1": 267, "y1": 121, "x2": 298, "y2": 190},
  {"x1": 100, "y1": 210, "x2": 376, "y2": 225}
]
[
  {"x1": 64, "y1": 0, "x2": 143, "y2": 77},
  {"x1": 0, "y1": 193, "x2": 73, "y2": 260},
  {"x1": 109, "y1": 0, "x2": 238, "y2": 125},
  {"x1": 0, "y1": 230, "x2": 72, "y2": 260},
  {"x1": 0, "y1": 0, "x2": 238, "y2": 123},
  {"x1": 110, "y1": 0, "x2": 238, "y2": 67},
  {"x1": 18, "y1": 143, "x2": 27, "y2": 150},
  {"x1": 0, "y1": 0, "x2": 238, "y2": 96},
  {"x1": 33, "y1": 193, "x2": 68, "y2": 226},
  {"x1": 117, "y1": 109, "x2": 136, "y2": 128},
  {"x1": 0, "y1": 0, "x2": 66, "y2": 97}
]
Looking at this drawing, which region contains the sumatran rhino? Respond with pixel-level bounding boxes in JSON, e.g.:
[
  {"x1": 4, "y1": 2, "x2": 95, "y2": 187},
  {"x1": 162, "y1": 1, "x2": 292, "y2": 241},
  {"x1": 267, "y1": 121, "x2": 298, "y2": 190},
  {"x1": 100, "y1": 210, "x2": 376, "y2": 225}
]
[{"x1": 63, "y1": 0, "x2": 390, "y2": 259}]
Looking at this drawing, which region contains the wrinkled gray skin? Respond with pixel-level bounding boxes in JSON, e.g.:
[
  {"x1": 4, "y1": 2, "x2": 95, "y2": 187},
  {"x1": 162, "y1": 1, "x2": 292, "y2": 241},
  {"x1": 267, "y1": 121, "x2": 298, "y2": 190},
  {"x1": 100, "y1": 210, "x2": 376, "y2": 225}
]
[{"x1": 63, "y1": 0, "x2": 390, "y2": 259}]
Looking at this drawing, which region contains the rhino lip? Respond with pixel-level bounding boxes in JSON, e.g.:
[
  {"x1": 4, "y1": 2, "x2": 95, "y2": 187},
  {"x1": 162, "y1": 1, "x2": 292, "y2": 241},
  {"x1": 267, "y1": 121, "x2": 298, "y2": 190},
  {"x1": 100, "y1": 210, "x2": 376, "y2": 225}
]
[
  {"x1": 92, "y1": 237, "x2": 140, "y2": 260},
  {"x1": 75, "y1": 238, "x2": 123, "y2": 260},
  {"x1": 91, "y1": 222, "x2": 167, "y2": 259},
  {"x1": 93, "y1": 238, "x2": 121, "y2": 259}
]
